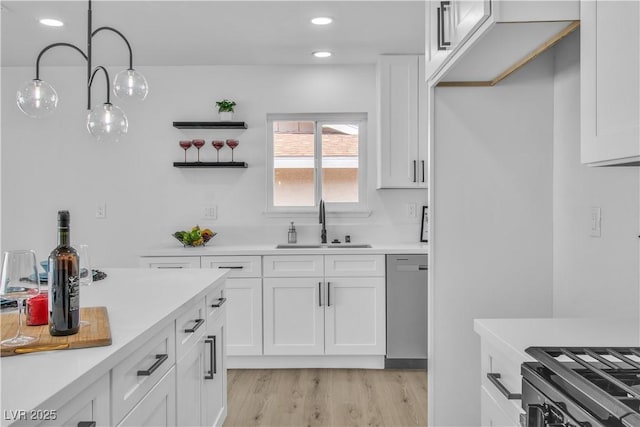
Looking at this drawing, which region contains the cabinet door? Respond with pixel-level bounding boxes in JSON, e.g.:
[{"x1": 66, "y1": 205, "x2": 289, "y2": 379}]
[
  {"x1": 324, "y1": 277, "x2": 386, "y2": 355},
  {"x1": 35, "y1": 374, "x2": 110, "y2": 427},
  {"x1": 263, "y1": 277, "x2": 325, "y2": 355},
  {"x1": 117, "y1": 368, "x2": 176, "y2": 427},
  {"x1": 451, "y1": 0, "x2": 491, "y2": 46},
  {"x1": 581, "y1": 0, "x2": 640, "y2": 165},
  {"x1": 176, "y1": 340, "x2": 204, "y2": 427},
  {"x1": 139, "y1": 256, "x2": 201, "y2": 269},
  {"x1": 204, "y1": 314, "x2": 227, "y2": 427},
  {"x1": 226, "y1": 278, "x2": 263, "y2": 356},
  {"x1": 480, "y1": 386, "x2": 520, "y2": 427},
  {"x1": 377, "y1": 55, "x2": 420, "y2": 188},
  {"x1": 425, "y1": 1, "x2": 453, "y2": 80}
]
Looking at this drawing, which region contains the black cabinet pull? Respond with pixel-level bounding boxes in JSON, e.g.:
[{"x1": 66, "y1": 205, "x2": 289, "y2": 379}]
[
  {"x1": 438, "y1": 1, "x2": 451, "y2": 50},
  {"x1": 204, "y1": 337, "x2": 215, "y2": 380},
  {"x1": 421, "y1": 160, "x2": 425, "y2": 183},
  {"x1": 413, "y1": 160, "x2": 417, "y2": 182},
  {"x1": 327, "y1": 282, "x2": 331, "y2": 307},
  {"x1": 487, "y1": 373, "x2": 522, "y2": 400},
  {"x1": 318, "y1": 282, "x2": 322, "y2": 306},
  {"x1": 211, "y1": 297, "x2": 227, "y2": 308},
  {"x1": 157, "y1": 266, "x2": 183, "y2": 269},
  {"x1": 77, "y1": 423, "x2": 96, "y2": 427},
  {"x1": 184, "y1": 318, "x2": 204, "y2": 333},
  {"x1": 137, "y1": 353, "x2": 168, "y2": 376},
  {"x1": 218, "y1": 266, "x2": 243, "y2": 269}
]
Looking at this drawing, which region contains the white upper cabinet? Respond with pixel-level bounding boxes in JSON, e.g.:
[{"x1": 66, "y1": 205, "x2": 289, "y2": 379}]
[
  {"x1": 581, "y1": 0, "x2": 640, "y2": 166},
  {"x1": 426, "y1": 0, "x2": 579, "y2": 85},
  {"x1": 377, "y1": 55, "x2": 428, "y2": 188}
]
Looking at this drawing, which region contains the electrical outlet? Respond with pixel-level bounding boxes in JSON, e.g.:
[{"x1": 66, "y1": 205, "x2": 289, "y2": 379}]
[
  {"x1": 96, "y1": 203, "x2": 106, "y2": 219},
  {"x1": 201, "y1": 206, "x2": 218, "y2": 220},
  {"x1": 408, "y1": 202, "x2": 418, "y2": 218},
  {"x1": 590, "y1": 207, "x2": 601, "y2": 237}
]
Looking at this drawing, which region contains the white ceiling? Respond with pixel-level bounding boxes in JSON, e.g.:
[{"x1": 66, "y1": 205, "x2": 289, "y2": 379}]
[{"x1": 1, "y1": 1, "x2": 425, "y2": 67}]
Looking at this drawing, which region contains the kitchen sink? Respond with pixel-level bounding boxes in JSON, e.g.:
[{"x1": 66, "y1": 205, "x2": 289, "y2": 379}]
[{"x1": 275, "y1": 243, "x2": 372, "y2": 249}]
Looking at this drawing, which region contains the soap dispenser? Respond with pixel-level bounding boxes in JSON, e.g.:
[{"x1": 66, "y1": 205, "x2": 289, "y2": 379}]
[{"x1": 288, "y1": 222, "x2": 297, "y2": 244}]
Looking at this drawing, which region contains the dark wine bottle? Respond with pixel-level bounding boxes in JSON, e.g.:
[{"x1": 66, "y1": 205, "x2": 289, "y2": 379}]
[{"x1": 48, "y1": 210, "x2": 80, "y2": 336}]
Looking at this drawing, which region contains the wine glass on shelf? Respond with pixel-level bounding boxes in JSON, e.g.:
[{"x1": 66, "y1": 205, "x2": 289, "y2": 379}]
[
  {"x1": 226, "y1": 139, "x2": 239, "y2": 162},
  {"x1": 0, "y1": 250, "x2": 41, "y2": 347},
  {"x1": 179, "y1": 140, "x2": 192, "y2": 163},
  {"x1": 192, "y1": 139, "x2": 205, "y2": 162},
  {"x1": 212, "y1": 140, "x2": 224, "y2": 163}
]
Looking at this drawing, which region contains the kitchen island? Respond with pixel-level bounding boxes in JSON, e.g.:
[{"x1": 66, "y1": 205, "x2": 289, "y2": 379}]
[{"x1": 0, "y1": 267, "x2": 229, "y2": 427}]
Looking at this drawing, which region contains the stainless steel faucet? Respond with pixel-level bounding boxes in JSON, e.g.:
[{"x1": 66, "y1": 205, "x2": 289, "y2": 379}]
[{"x1": 319, "y1": 199, "x2": 327, "y2": 244}]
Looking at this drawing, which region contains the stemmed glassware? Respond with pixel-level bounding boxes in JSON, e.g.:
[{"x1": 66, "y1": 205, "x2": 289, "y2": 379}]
[
  {"x1": 212, "y1": 140, "x2": 224, "y2": 163},
  {"x1": 0, "y1": 250, "x2": 41, "y2": 347},
  {"x1": 192, "y1": 139, "x2": 205, "y2": 162},
  {"x1": 179, "y1": 140, "x2": 192, "y2": 162},
  {"x1": 226, "y1": 139, "x2": 239, "y2": 162}
]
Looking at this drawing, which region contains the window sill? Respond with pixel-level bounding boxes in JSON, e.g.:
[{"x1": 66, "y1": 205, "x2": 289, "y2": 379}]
[{"x1": 263, "y1": 210, "x2": 372, "y2": 219}]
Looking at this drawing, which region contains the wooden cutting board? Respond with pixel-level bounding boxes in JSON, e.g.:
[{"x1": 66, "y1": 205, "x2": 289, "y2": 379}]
[{"x1": 1, "y1": 306, "x2": 112, "y2": 357}]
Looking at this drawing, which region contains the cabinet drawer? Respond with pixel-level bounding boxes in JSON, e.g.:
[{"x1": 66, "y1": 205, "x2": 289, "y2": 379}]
[
  {"x1": 202, "y1": 256, "x2": 262, "y2": 278},
  {"x1": 117, "y1": 367, "x2": 176, "y2": 427},
  {"x1": 176, "y1": 299, "x2": 207, "y2": 361},
  {"x1": 481, "y1": 386, "x2": 520, "y2": 427},
  {"x1": 324, "y1": 255, "x2": 385, "y2": 277},
  {"x1": 112, "y1": 322, "x2": 175, "y2": 424},
  {"x1": 263, "y1": 255, "x2": 324, "y2": 277},
  {"x1": 480, "y1": 340, "x2": 524, "y2": 422},
  {"x1": 139, "y1": 256, "x2": 201, "y2": 269}
]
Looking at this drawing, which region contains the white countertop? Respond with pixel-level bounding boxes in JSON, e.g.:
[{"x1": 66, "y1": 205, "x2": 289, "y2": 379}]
[
  {"x1": 474, "y1": 317, "x2": 639, "y2": 361},
  {"x1": 0, "y1": 268, "x2": 228, "y2": 425},
  {"x1": 139, "y1": 242, "x2": 428, "y2": 257}
]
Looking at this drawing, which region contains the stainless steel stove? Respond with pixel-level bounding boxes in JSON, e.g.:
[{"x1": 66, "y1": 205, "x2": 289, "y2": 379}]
[{"x1": 521, "y1": 347, "x2": 640, "y2": 427}]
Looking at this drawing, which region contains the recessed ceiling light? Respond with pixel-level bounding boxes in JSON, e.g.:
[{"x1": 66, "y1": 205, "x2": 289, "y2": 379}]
[
  {"x1": 39, "y1": 18, "x2": 64, "y2": 27},
  {"x1": 312, "y1": 51, "x2": 332, "y2": 58},
  {"x1": 311, "y1": 17, "x2": 333, "y2": 25}
]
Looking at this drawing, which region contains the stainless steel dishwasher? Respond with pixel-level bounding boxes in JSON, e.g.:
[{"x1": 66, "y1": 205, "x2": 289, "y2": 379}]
[{"x1": 385, "y1": 254, "x2": 428, "y2": 369}]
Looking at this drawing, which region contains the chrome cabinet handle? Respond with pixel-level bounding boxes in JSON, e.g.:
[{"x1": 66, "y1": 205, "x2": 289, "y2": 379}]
[
  {"x1": 318, "y1": 282, "x2": 322, "y2": 307},
  {"x1": 184, "y1": 318, "x2": 204, "y2": 333},
  {"x1": 204, "y1": 336, "x2": 215, "y2": 380},
  {"x1": 211, "y1": 297, "x2": 227, "y2": 308},
  {"x1": 487, "y1": 373, "x2": 522, "y2": 400},
  {"x1": 137, "y1": 354, "x2": 168, "y2": 376}
]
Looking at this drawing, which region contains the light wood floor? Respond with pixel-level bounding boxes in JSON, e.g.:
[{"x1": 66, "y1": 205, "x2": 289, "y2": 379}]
[{"x1": 224, "y1": 369, "x2": 427, "y2": 427}]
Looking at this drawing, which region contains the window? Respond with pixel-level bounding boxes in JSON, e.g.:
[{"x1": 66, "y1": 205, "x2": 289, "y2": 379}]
[{"x1": 266, "y1": 113, "x2": 367, "y2": 213}]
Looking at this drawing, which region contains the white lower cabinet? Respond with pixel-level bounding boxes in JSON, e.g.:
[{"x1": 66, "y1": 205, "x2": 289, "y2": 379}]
[
  {"x1": 225, "y1": 278, "x2": 262, "y2": 355},
  {"x1": 204, "y1": 304, "x2": 226, "y2": 427},
  {"x1": 34, "y1": 374, "x2": 110, "y2": 427},
  {"x1": 481, "y1": 385, "x2": 518, "y2": 427},
  {"x1": 117, "y1": 368, "x2": 176, "y2": 427},
  {"x1": 324, "y1": 277, "x2": 385, "y2": 355},
  {"x1": 263, "y1": 277, "x2": 325, "y2": 355}
]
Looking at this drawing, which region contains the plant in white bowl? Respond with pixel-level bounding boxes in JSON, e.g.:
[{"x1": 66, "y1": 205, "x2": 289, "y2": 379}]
[{"x1": 216, "y1": 99, "x2": 236, "y2": 121}]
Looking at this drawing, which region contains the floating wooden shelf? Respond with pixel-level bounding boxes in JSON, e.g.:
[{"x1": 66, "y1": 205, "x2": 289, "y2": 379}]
[
  {"x1": 173, "y1": 121, "x2": 247, "y2": 129},
  {"x1": 173, "y1": 162, "x2": 248, "y2": 168}
]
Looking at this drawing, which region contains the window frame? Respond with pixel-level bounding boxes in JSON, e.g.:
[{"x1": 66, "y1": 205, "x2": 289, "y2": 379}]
[{"x1": 265, "y1": 112, "x2": 368, "y2": 215}]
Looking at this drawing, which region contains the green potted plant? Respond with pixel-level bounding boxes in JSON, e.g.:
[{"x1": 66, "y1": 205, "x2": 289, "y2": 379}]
[{"x1": 216, "y1": 99, "x2": 236, "y2": 121}]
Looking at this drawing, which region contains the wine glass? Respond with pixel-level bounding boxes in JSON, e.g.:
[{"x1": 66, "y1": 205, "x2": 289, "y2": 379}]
[
  {"x1": 179, "y1": 140, "x2": 192, "y2": 162},
  {"x1": 212, "y1": 140, "x2": 224, "y2": 163},
  {"x1": 192, "y1": 139, "x2": 205, "y2": 162},
  {"x1": 0, "y1": 250, "x2": 41, "y2": 347},
  {"x1": 226, "y1": 139, "x2": 239, "y2": 162}
]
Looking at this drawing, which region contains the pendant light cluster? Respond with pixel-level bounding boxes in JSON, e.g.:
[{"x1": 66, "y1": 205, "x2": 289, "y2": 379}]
[{"x1": 16, "y1": 0, "x2": 148, "y2": 142}]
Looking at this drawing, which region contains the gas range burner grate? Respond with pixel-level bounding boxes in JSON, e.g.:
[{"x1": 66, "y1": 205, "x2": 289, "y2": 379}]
[{"x1": 526, "y1": 347, "x2": 640, "y2": 423}]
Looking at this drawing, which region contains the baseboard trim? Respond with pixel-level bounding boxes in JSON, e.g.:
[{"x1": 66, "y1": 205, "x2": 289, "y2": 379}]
[{"x1": 228, "y1": 355, "x2": 385, "y2": 369}]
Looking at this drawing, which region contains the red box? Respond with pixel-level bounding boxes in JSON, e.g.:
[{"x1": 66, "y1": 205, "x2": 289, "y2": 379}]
[{"x1": 26, "y1": 292, "x2": 48, "y2": 326}]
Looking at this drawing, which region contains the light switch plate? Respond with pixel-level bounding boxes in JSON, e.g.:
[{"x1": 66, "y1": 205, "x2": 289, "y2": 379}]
[{"x1": 201, "y1": 206, "x2": 217, "y2": 220}]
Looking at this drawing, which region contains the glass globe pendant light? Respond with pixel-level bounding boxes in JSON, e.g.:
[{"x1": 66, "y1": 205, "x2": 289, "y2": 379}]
[
  {"x1": 87, "y1": 103, "x2": 128, "y2": 143},
  {"x1": 16, "y1": 1, "x2": 148, "y2": 142},
  {"x1": 16, "y1": 79, "x2": 58, "y2": 118},
  {"x1": 113, "y1": 68, "x2": 148, "y2": 100}
]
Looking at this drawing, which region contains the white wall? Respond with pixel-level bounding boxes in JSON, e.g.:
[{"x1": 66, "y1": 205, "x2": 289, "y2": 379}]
[
  {"x1": 552, "y1": 31, "x2": 640, "y2": 319},
  {"x1": 431, "y1": 54, "x2": 555, "y2": 426},
  {"x1": 1, "y1": 65, "x2": 426, "y2": 266}
]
